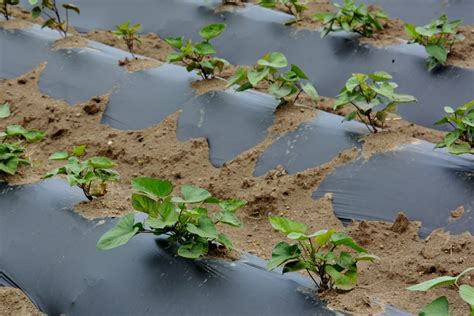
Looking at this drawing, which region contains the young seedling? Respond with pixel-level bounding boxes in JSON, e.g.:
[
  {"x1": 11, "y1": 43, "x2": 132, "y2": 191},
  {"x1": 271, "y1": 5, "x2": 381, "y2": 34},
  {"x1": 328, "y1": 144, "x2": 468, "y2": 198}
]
[
  {"x1": 267, "y1": 216, "x2": 378, "y2": 290},
  {"x1": 97, "y1": 177, "x2": 246, "y2": 259},
  {"x1": 0, "y1": 124, "x2": 45, "y2": 143},
  {"x1": 0, "y1": 143, "x2": 29, "y2": 176},
  {"x1": 0, "y1": 0, "x2": 19, "y2": 20},
  {"x1": 407, "y1": 267, "x2": 474, "y2": 315},
  {"x1": 314, "y1": 0, "x2": 388, "y2": 37},
  {"x1": 334, "y1": 71, "x2": 416, "y2": 133},
  {"x1": 434, "y1": 100, "x2": 473, "y2": 155},
  {"x1": 227, "y1": 52, "x2": 319, "y2": 107},
  {"x1": 165, "y1": 23, "x2": 228, "y2": 80},
  {"x1": 405, "y1": 15, "x2": 463, "y2": 71},
  {"x1": 28, "y1": 0, "x2": 80, "y2": 38},
  {"x1": 44, "y1": 146, "x2": 119, "y2": 200},
  {"x1": 258, "y1": 0, "x2": 308, "y2": 25},
  {"x1": 112, "y1": 21, "x2": 141, "y2": 60}
]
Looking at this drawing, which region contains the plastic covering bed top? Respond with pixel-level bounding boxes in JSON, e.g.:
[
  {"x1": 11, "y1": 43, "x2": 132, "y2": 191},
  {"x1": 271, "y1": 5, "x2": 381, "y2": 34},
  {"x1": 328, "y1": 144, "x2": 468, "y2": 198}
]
[
  {"x1": 24, "y1": 0, "x2": 474, "y2": 131},
  {"x1": 0, "y1": 179, "x2": 341, "y2": 316}
]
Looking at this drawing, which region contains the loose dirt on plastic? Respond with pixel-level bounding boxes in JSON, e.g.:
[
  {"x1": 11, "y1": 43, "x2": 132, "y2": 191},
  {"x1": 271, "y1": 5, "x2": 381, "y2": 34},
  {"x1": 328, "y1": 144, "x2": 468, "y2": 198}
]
[
  {"x1": 1, "y1": 16, "x2": 473, "y2": 316},
  {"x1": 0, "y1": 288, "x2": 44, "y2": 316}
]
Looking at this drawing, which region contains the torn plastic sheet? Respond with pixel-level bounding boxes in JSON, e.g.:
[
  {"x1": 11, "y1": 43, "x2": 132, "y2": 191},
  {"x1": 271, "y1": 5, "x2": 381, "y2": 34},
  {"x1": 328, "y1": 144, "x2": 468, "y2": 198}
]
[
  {"x1": 51, "y1": 0, "x2": 474, "y2": 131},
  {"x1": 177, "y1": 90, "x2": 278, "y2": 167},
  {"x1": 254, "y1": 111, "x2": 368, "y2": 176},
  {"x1": 312, "y1": 142, "x2": 474, "y2": 237},
  {"x1": 0, "y1": 179, "x2": 339, "y2": 316}
]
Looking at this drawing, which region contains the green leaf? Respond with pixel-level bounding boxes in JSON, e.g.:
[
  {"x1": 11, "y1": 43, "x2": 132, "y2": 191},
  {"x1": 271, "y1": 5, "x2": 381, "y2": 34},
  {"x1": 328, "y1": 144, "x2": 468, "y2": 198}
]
[
  {"x1": 257, "y1": 52, "x2": 288, "y2": 68},
  {"x1": 0, "y1": 157, "x2": 19, "y2": 175},
  {"x1": 6, "y1": 124, "x2": 27, "y2": 136},
  {"x1": 199, "y1": 23, "x2": 226, "y2": 41},
  {"x1": 96, "y1": 213, "x2": 139, "y2": 250},
  {"x1": 345, "y1": 76, "x2": 360, "y2": 92},
  {"x1": 460, "y1": 285, "x2": 474, "y2": 307},
  {"x1": 448, "y1": 143, "x2": 471, "y2": 155},
  {"x1": 131, "y1": 177, "x2": 173, "y2": 199},
  {"x1": 227, "y1": 68, "x2": 247, "y2": 87},
  {"x1": 215, "y1": 211, "x2": 241, "y2": 227},
  {"x1": 49, "y1": 151, "x2": 69, "y2": 160},
  {"x1": 178, "y1": 241, "x2": 207, "y2": 259},
  {"x1": 419, "y1": 296, "x2": 450, "y2": 316},
  {"x1": 407, "y1": 276, "x2": 457, "y2": 291},
  {"x1": 301, "y1": 82, "x2": 319, "y2": 102},
  {"x1": 186, "y1": 215, "x2": 218, "y2": 239},
  {"x1": 62, "y1": 3, "x2": 80, "y2": 14},
  {"x1": 145, "y1": 202, "x2": 178, "y2": 229},
  {"x1": 269, "y1": 216, "x2": 307, "y2": 235},
  {"x1": 23, "y1": 130, "x2": 44, "y2": 143},
  {"x1": 425, "y1": 44, "x2": 448, "y2": 64},
  {"x1": 31, "y1": 6, "x2": 42, "y2": 18},
  {"x1": 313, "y1": 229, "x2": 335, "y2": 247},
  {"x1": 268, "y1": 83, "x2": 292, "y2": 99},
  {"x1": 290, "y1": 64, "x2": 309, "y2": 80},
  {"x1": 391, "y1": 93, "x2": 417, "y2": 103},
  {"x1": 330, "y1": 232, "x2": 366, "y2": 252},
  {"x1": 218, "y1": 199, "x2": 247, "y2": 212},
  {"x1": 356, "y1": 253, "x2": 379, "y2": 262},
  {"x1": 72, "y1": 145, "x2": 86, "y2": 157},
  {"x1": 88, "y1": 156, "x2": 115, "y2": 169},
  {"x1": 165, "y1": 37, "x2": 184, "y2": 49},
  {"x1": 345, "y1": 111, "x2": 357, "y2": 121},
  {"x1": 174, "y1": 184, "x2": 212, "y2": 203},
  {"x1": 368, "y1": 71, "x2": 392, "y2": 81},
  {"x1": 194, "y1": 42, "x2": 216, "y2": 55},
  {"x1": 267, "y1": 241, "x2": 301, "y2": 271},
  {"x1": 444, "y1": 106, "x2": 455, "y2": 114},
  {"x1": 166, "y1": 52, "x2": 185, "y2": 63},
  {"x1": 247, "y1": 67, "x2": 270, "y2": 86},
  {"x1": 282, "y1": 260, "x2": 307, "y2": 273},
  {"x1": 325, "y1": 265, "x2": 358, "y2": 290},
  {"x1": 0, "y1": 103, "x2": 10, "y2": 118},
  {"x1": 216, "y1": 233, "x2": 233, "y2": 250},
  {"x1": 131, "y1": 194, "x2": 160, "y2": 216}
]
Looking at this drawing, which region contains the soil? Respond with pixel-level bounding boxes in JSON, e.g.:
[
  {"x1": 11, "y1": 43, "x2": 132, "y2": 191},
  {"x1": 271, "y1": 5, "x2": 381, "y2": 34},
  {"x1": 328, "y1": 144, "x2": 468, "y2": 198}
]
[
  {"x1": 1, "y1": 11, "x2": 474, "y2": 316},
  {"x1": 0, "y1": 288, "x2": 44, "y2": 316}
]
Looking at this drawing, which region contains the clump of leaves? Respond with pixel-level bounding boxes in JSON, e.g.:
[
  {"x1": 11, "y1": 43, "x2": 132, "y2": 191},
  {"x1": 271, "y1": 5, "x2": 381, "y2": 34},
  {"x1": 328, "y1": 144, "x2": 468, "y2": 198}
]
[
  {"x1": 0, "y1": 124, "x2": 45, "y2": 143},
  {"x1": 227, "y1": 52, "x2": 319, "y2": 107},
  {"x1": 258, "y1": 0, "x2": 308, "y2": 25},
  {"x1": 267, "y1": 216, "x2": 378, "y2": 290},
  {"x1": 0, "y1": 143, "x2": 29, "y2": 176},
  {"x1": 314, "y1": 0, "x2": 388, "y2": 37},
  {"x1": 0, "y1": 0, "x2": 19, "y2": 20},
  {"x1": 28, "y1": 0, "x2": 80, "y2": 38},
  {"x1": 407, "y1": 267, "x2": 474, "y2": 316},
  {"x1": 334, "y1": 71, "x2": 416, "y2": 133},
  {"x1": 44, "y1": 146, "x2": 119, "y2": 200},
  {"x1": 434, "y1": 100, "x2": 473, "y2": 155},
  {"x1": 405, "y1": 14, "x2": 463, "y2": 71},
  {"x1": 165, "y1": 23, "x2": 228, "y2": 80},
  {"x1": 97, "y1": 177, "x2": 246, "y2": 259},
  {"x1": 113, "y1": 21, "x2": 141, "y2": 59}
]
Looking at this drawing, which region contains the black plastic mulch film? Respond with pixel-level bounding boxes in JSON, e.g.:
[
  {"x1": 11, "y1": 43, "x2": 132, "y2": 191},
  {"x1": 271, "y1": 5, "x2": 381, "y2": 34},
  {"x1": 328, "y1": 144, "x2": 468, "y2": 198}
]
[{"x1": 0, "y1": 1, "x2": 472, "y2": 315}]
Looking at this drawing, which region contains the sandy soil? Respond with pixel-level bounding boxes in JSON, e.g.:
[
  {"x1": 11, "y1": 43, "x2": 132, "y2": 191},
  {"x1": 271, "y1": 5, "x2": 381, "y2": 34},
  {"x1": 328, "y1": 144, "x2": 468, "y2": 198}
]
[
  {"x1": 1, "y1": 13, "x2": 473, "y2": 316},
  {"x1": 0, "y1": 288, "x2": 43, "y2": 316}
]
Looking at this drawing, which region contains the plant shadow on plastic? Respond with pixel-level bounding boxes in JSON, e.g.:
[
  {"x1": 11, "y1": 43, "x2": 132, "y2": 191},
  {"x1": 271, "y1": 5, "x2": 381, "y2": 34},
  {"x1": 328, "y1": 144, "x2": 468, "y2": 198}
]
[
  {"x1": 267, "y1": 216, "x2": 378, "y2": 291},
  {"x1": 97, "y1": 177, "x2": 246, "y2": 259},
  {"x1": 44, "y1": 145, "x2": 120, "y2": 200}
]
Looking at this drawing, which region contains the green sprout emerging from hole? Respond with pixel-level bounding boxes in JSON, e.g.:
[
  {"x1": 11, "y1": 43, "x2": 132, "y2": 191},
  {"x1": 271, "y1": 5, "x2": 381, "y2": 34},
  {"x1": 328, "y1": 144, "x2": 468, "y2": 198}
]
[
  {"x1": 334, "y1": 71, "x2": 417, "y2": 133},
  {"x1": 258, "y1": 0, "x2": 308, "y2": 25},
  {"x1": 267, "y1": 216, "x2": 378, "y2": 290},
  {"x1": 28, "y1": 0, "x2": 80, "y2": 38},
  {"x1": 405, "y1": 14, "x2": 464, "y2": 71},
  {"x1": 44, "y1": 145, "x2": 120, "y2": 200},
  {"x1": 165, "y1": 23, "x2": 228, "y2": 80},
  {"x1": 227, "y1": 52, "x2": 319, "y2": 108},
  {"x1": 97, "y1": 177, "x2": 246, "y2": 259},
  {"x1": 407, "y1": 267, "x2": 474, "y2": 316},
  {"x1": 314, "y1": 0, "x2": 388, "y2": 38},
  {"x1": 0, "y1": 0, "x2": 19, "y2": 21},
  {"x1": 113, "y1": 21, "x2": 142, "y2": 60},
  {"x1": 434, "y1": 100, "x2": 473, "y2": 155}
]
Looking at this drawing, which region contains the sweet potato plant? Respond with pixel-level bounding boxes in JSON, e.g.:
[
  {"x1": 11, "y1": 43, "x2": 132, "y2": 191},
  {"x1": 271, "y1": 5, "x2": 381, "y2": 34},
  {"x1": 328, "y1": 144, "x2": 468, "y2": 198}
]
[
  {"x1": 28, "y1": 0, "x2": 80, "y2": 37},
  {"x1": 334, "y1": 71, "x2": 416, "y2": 133},
  {"x1": 0, "y1": 0, "x2": 19, "y2": 20},
  {"x1": 113, "y1": 21, "x2": 141, "y2": 59},
  {"x1": 227, "y1": 52, "x2": 319, "y2": 107},
  {"x1": 435, "y1": 100, "x2": 473, "y2": 155},
  {"x1": 405, "y1": 15, "x2": 463, "y2": 71},
  {"x1": 267, "y1": 216, "x2": 378, "y2": 290},
  {"x1": 165, "y1": 23, "x2": 228, "y2": 80},
  {"x1": 0, "y1": 124, "x2": 45, "y2": 143},
  {"x1": 258, "y1": 0, "x2": 308, "y2": 25},
  {"x1": 97, "y1": 177, "x2": 246, "y2": 259},
  {"x1": 314, "y1": 0, "x2": 388, "y2": 37},
  {"x1": 407, "y1": 267, "x2": 474, "y2": 315},
  {"x1": 45, "y1": 146, "x2": 119, "y2": 200},
  {"x1": 0, "y1": 143, "x2": 29, "y2": 176}
]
